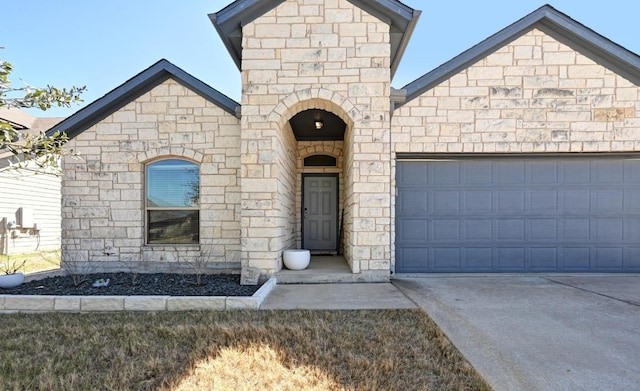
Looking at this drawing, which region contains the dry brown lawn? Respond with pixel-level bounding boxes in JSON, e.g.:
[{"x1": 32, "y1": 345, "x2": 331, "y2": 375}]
[{"x1": 0, "y1": 310, "x2": 490, "y2": 391}]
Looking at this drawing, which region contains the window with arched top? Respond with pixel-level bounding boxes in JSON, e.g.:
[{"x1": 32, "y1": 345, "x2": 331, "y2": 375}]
[
  {"x1": 304, "y1": 155, "x2": 337, "y2": 167},
  {"x1": 146, "y1": 159, "x2": 200, "y2": 244}
]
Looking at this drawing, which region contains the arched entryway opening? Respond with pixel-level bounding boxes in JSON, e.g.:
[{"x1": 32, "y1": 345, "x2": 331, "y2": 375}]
[{"x1": 267, "y1": 90, "x2": 358, "y2": 275}]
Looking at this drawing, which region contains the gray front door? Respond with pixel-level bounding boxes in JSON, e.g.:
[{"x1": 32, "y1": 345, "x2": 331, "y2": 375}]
[
  {"x1": 303, "y1": 175, "x2": 338, "y2": 251},
  {"x1": 396, "y1": 157, "x2": 640, "y2": 273}
]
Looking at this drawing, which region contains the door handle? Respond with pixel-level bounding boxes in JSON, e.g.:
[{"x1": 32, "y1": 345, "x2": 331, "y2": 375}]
[{"x1": 304, "y1": 208, "x2": 308, "y2": 219}]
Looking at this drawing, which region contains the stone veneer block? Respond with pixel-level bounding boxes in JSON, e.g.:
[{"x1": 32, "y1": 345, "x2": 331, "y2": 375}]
[
  {"x1": 253, "y1": 277, "x2": 277, "y2": 308},
  {"x1": 54, "y1": 297, "x2": 82, "y2": 311},
  {"x1": 124, "y1": 296, "x2": 169, "y2": 311},
  {"x1": 2, "y1": 296, "x2": 55, "y2": 312},
  {"x1": 166, "y1": 296, "x2": 226, "y2": 311},
  {"x1": 226, "y1": 297, "x2": 259, "y2": 310},
  {"x1": 81, "y1": 296, "x2": 125, "y2": 311}
]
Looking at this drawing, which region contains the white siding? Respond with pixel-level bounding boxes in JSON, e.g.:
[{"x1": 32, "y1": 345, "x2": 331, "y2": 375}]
[{"x1": 0, "y1": 166, "x2": 61, "y2": 255}]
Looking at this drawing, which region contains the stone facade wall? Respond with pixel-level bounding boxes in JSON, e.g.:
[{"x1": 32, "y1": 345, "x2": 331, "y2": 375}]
[
  {"x1": 390, "y1": 28, "x2": 640, "y2": 270},
  {"x1": 240, "y1": 0, "x2": 392, "y2": 276},
  {"x1": 392, "y1": 29, "x2": 640, "y2": 154},
  {"x1": 62, "y1": 78, "x2": 242, "y2": 271}
]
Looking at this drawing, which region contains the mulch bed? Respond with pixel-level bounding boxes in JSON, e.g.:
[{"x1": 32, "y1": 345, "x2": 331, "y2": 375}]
[{"x1": 2, "y1": 273, "x2": 261, "y2": 296}]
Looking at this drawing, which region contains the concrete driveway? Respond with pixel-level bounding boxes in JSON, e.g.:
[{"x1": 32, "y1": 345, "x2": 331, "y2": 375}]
[{"x1": 393, "y1": 275, "x2": 640, "y2": 391}]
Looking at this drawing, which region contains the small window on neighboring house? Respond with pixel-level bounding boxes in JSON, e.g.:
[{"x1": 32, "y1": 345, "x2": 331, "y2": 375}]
[
  {"x1": 304, "y1": 154, "x2": 337, "y2": 167},
  {"x1": 146, "y1": 159, "x2": 200, "y2": 244}
]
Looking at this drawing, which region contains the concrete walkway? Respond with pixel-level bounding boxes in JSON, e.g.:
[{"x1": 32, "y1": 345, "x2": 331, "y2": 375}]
[
  {"x1": 393, "y1": 275, "x2": 640, "y2": 391},
  {"x1": 260, "y1": 283, "x2": 416, "y2": 310}
]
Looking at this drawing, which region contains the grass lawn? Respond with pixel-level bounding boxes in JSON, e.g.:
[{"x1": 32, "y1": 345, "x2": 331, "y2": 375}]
[
  {"x1": 0, "y1": 310, "x2": 490, "y2": 390},
  {"x1": 2, "y1": 250, "x2": 61, "y2": 275}
]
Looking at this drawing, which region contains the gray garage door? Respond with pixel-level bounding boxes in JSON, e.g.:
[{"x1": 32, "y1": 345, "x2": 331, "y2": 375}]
[{"x1": 396, "y1": 157, "x2": 640, "y2": 273}]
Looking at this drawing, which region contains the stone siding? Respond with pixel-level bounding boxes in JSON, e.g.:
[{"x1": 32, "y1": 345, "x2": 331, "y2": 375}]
[
  {"x1": 392, "y1": 29, "x2": 640, "y2": 154},
  {"x1": 62, "y1": 78, "x2": 241, "y2": 270},
  {"x1": 240, "y1": 0, "x2": 392, "y2": 276}
]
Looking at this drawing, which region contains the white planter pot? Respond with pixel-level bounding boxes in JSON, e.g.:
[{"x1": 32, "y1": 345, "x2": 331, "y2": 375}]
[
  {"x1": 282, "y1": 249, "x2": 311, "y2": 270},
  {"x1": 0, "y1": 273, "x2": 25, "y2": 289}
]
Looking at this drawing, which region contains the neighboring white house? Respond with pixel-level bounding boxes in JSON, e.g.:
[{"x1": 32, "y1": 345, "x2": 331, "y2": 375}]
[
  {"x1": 49, "y1": 1, "x2": 640, "y2": 282},
  {"x1": 0, "y1": 107, "x2": 63, "y2": 256}
]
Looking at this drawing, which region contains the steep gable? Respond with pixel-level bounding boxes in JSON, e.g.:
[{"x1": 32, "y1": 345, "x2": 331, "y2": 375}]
[
  {"x1": 47, "y1": 59, "x2": 240, "y2": 139},
  {"x1": 400, "y1": 4, "x2": 640, "y2": 106},
  {"x1": 210, "y1": 0, "x2": 420, "y2": 77}
]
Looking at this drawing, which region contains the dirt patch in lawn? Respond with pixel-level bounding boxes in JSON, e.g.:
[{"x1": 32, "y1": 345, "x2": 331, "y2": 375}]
[
  {"x1": 2, "y1": 273, "x2": 260, "y2": 296},
  {"x1": 0, "y1": 310, "x2": 490, "y2": 390}
]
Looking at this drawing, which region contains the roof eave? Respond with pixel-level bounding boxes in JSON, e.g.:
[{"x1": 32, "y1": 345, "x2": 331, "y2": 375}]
[
  {"x1": 210, "y1": 0, "x2": 287, "y2": 72},
  {"x1": 46, "y1": 59, "x2": 241, "y2": 139},
  {"x1": 391, "y1": 9, "x2": 421, "y2": 78},
  {"x1": 400, "y1": 5, "x2": 640, "y2": 107},
  {"x1": 209, "y1": 12, "x2": 242, "y2": 70}
]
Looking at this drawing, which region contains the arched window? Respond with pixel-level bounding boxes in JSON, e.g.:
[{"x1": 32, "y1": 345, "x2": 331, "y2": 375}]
[
  {"x1": 146, "y1": 159, "x2": 199, "y2": 244},
  {"x1": 304, "y1": 154, "x2": 337, "y2": 167}
]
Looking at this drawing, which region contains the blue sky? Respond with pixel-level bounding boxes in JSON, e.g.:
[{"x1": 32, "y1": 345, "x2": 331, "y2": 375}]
[{"x1": 4, "y1": 0, "x2": 639, "y2": 118}]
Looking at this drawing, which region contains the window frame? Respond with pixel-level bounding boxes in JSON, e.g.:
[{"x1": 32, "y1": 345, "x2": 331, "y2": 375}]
[{"x1": 145, "y1": 158, "x2": 200, "y2": 245}]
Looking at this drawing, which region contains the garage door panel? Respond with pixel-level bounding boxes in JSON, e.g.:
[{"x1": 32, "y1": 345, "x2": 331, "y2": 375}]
[
  {"x1": 624, "y1": 160, "x2": 640, "y2": 182},
  {"x1": 464, "y1": 191, "x2": 492, "y2": 212},
  {"x1": 563, "y1": 161, "x2": 591, "y2": 183},
  {"x1": 593, "y1": 160, "x2": 624, "y2": 183},
  {"x1": 562, "y1": 219, "x2": 590, "y2": 240},
  {"x1": 530, "y1": 248, "x2": 558, "y2": 270},
  {"x1": 497, "y1": 161, "x2": 525, "y2": 184},
  {"x1": 465, "y1": 219, "x2": 493, "y2": 240},
  {"x1": 464, "y1": 161, "x2": 493, "y2": 183},
  {"x1": 431, "y1": 162, "x2": 460, "y2": 185},
  {"x1": 530, "y1": 219, "x2": 558, "y2": 240},
  {"x1": 433, "y1": 248, "x2": 461, "y2": 270},
  {"x1": 592, "y1": 190, "x2": 623, "y2": 213},
  {"x1": 624, "y1": 219, "x2": 640, "y2": 241},
  {"x1": 561, "y1": 190, "x2": 591, "y2": 213},
  {"x1": 623, "y1": 191, "x2": 640, "y2": 212},
  {"x1": 594, "y1": 248, "x2": 623, "y2": 269},
  {"x1": 593, "y1": 218, "x2": 623, "y2": 241},
  {"x1": 396, "y1": 157, "x2": 640, "y2": 273},
  {"x1": 530, "y1": 190, "x2": 558, "y2": 212},
  {"x1": 530, "y1": 161, "x2": 558, "y2": 184},
  {"x1": 497, "y1": 190, "x2": 526, "y2": 212},
  {"x1": 497, "y1": 219, "x2": 525, "y2": 240},
  {"x1": 465, "y1": 248, "x2": 493, "y2": 270},
  {"x1": 562, "y1": 248, "x2": 591, "y2": 270},
  {"x1": 399, "y1": 163, "x2": 428, "y2": 186},
  {"x1": 433, "y1": 191, "x2": 460, "y2": 213},
  {"x1": 623, "y1": 248, "x2": 640, "y2": 269},
  {"x1": 433, "y1": 220, "x2": 460, "y2": 241},
  {"x1": 397, "y1": 248, "x2": 428, "y2": 272},
  {"x1": 497, "y1": 248, "x2": 526, "y2": 270},
  {"x1": 397, "y1": 219, "x2": 428, "y2": 243},
  {"x1": 397, "y1": 190, "x2": 427, "y2": 215}
]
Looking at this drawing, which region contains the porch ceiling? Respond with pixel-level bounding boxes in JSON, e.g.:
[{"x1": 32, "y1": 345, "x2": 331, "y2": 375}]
[{"x1": 289, "y1": 109, "x2": 346, "y2": 141}]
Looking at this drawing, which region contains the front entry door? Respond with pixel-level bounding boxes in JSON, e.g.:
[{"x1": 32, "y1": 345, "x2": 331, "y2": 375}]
[{"x1": 303, "y1": 175, "x2": 338, "y2": 251}]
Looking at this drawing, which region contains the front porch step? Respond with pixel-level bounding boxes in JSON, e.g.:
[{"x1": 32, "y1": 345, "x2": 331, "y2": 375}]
[{"x1": 274, "y1": 255, "x2": 390, "y2": 284}]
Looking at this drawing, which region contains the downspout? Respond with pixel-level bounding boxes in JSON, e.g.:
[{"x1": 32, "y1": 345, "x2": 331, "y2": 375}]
[{"x1": 389, "y1": 87, "x2": 407, "y2": 276}]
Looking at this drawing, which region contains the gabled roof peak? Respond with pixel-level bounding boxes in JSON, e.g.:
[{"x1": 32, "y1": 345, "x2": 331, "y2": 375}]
[
  {"x1": 400, "y1": 4, "x2": 640, "y2": 106},
  {"x1": 210, "y1": 0, "x2": 420, "y2": 78},
  {"x1": 47, "y1": 59, "x2": 240, "y2": 139}
]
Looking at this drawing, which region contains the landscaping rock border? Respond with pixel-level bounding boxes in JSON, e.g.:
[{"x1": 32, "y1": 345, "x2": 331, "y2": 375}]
[{"x1": 0, "y1": 277, "x2": 276, "y2": 313}]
